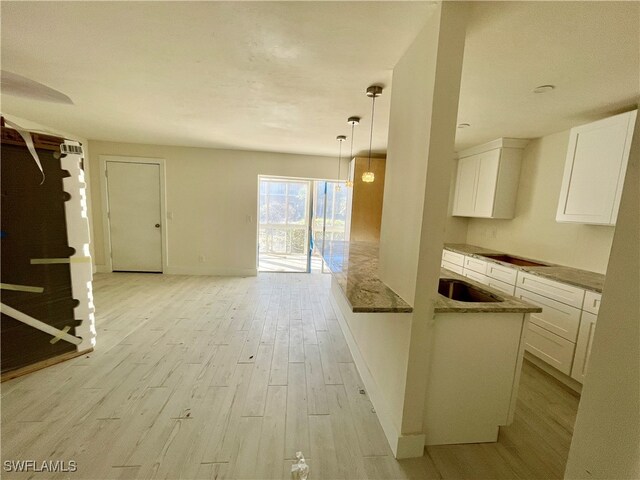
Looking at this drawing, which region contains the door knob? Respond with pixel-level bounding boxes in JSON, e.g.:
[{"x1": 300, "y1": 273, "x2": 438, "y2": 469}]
[{"x1": 155, "y1": 224, "x2": 160, "y2": 228}]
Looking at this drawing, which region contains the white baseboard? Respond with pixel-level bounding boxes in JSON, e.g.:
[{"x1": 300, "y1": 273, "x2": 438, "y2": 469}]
[
  {"x1": 94, "y1": 264, "x2": 257, "y2": 277},
  {"x1": 524, "y1": 352, "x2": 583, "y2": 394},
  {"x1": 329, "y1": 280, "x2": 425, "y2": 459},
  {"x1": 164, "y1": 265, "x2": 258, "y2": 277}
]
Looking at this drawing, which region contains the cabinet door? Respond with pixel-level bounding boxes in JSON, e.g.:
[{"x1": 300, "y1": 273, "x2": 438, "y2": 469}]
[
  {"x1": 463, "y1": 269, "x2": 488, "y2": 285},
  {"x1": 557, "y1": 110, "x2": 636, "y2": 225},
  {"x1": 486, "y1": 262, "x2": 518, "y2": 285},
  {"x1": 525, "y1": 323, "x2": 575, "y2": 375},
  {"x1": 452, "y1": 156, "x2": 478, "y2": 216},
  {"x1": 463, "y1": 256, "x2": 487, "y2": 274},
  {"x1": 517, "y1": 272, "x2": 585, "y2": 309},
  {"x1": 442, "y1": 250, "x2": 465, "y2": 266},
  {"x1": 474, "y1": 149, "x2": 501, "y2": 217},
  {"x1": 515, "y1": 287, "x2": 581, "y2": 342},
  {"x1": 571, "y1": 312, "x2": 597, "y2": 383}
]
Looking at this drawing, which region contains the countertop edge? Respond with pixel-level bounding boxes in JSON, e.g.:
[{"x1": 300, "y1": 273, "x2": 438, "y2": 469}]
[{"x1": 444, "y1": 244, "x2": 604, "y2": 293}]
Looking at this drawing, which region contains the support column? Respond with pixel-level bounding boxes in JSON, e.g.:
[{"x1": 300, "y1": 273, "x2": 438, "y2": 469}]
[{"x1": 378, "y1": 1, "x2": 468, "y2": 457}]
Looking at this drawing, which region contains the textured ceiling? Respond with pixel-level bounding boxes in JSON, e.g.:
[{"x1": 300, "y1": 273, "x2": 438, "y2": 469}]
[
  {"x1": 1, "y1": 1, "x2": 638, "y2": 156},
  {"x1": 1, "y1": 1, "x2": 434, "y2": 156}
]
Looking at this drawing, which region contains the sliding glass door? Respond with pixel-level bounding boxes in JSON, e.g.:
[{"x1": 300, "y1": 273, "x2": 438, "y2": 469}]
[
  {"x1": 258, "y1": 177, "x2": 349, "y2": 273},
  {"x1": 258, "y1": 177, "x2": 311, "y2": 272}
]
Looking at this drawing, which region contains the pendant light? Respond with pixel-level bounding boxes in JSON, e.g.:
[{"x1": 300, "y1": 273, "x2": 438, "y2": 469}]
[
  {"x1": 362, "y1": 85, "x2": 382, "y2": 183},
  {"x1": 335, "y1": 135, "x2": 346, "y2": 191},
  {"x1": 345, "y1": 116, "x2": 360, "y2": 188}
]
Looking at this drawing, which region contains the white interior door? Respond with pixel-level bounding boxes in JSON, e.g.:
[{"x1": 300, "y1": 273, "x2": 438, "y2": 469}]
[{"x1": 106, "y1": 161, "x2": 162, "y2": 272}]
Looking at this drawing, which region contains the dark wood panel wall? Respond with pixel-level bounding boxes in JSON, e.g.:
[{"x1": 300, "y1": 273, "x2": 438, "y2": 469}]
[{"x1": 1, "y1": 125, "x2": 80, "y2": 374}]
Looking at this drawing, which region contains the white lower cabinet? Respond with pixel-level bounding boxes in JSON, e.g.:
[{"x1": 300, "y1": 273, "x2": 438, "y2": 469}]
[
  {"x1": 463, "y1": 269, "x2": 488, "y2": 285},
  {"x1": 515, "y1": 288, "x2": 581, "y2": 342},
  {"x1": 486, "y1": 277, "x2": 515, "y2": 296},
  {"x1": 525, "y1": 323, "x2": 576, "y2": 375},
  {"x1": 486, "y1": 262, "x2": 518, "y2": 285},
  {"x1": 442, "y1": 250, "x2": 465, "y2": 267},
  {"x1": 571, "y1": 311, "x2": 598, "y2": 383},
  {"x1": 463, "y1": 256, "x2": 487, "y2": 275},
  {"x1": 582, "y1": 291, "x2": 602, "y2": 315},
  {"x1": 442, "y1": 248, "x2": 601, "y2": 384},
  {"x1": 517, "y1": 272, "x2": 585, "y2": 309},
  {"x1": 442, "y1": 260, "x2": 464, "y2": 275}
]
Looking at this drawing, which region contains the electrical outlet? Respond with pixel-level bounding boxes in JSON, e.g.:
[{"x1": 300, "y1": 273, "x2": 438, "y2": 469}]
[
  {"x1": 198, "y1": 255, "x2": 205, "y2": 263},
  {"x1": 167, "y1": 211, "x2": 174, "y2": 220}
]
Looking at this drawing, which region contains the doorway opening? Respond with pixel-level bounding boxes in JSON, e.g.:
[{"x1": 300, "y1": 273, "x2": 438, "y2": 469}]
[{"x1": 258, "y1": 177, "x2": 348, "y2": 273}]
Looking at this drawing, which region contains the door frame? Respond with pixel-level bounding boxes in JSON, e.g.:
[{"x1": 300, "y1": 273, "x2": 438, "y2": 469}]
[{"x1": 99, "y1": 155, "x2": 168, "y2": 273}]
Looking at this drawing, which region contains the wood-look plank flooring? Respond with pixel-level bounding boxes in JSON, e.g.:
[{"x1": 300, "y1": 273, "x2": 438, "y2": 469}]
[{"x1": 1, "y1": 272, "x2": 579, "y2": 479}]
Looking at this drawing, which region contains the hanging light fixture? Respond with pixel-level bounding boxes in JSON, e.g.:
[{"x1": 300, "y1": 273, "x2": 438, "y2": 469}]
[
  {"x1": 362, "y1": 85, "x2": 382, "y2": 183},
  {"x1": 345, "y1": 116, "x2": 360, "y2": 188},
  {"x1": 335, "y1": 135, "x2": 346, "y2": 191}
]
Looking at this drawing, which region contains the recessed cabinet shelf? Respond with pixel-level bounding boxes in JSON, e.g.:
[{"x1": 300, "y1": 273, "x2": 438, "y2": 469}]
[
  {"x1": 452, "y1": 138, "x2": 529, "y2": 219},
  {"x1": 556, "y1": 109, "x2": 637, "y2": 226}
]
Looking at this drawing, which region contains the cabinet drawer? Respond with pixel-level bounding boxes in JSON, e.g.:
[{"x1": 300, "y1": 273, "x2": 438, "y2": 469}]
[
  {"x1": 463, "y1": 270, "x2": 488, "y2": 285},
  {"x1": 485, "y1": 262, "x2": 518, "y2": 285},
  {"x1": 442, "y1": 250, "x2": 465, "y2": 267},
  {"x1": 463, "y1": 256, "x2": 487, "y2": 275},
  {"x1": 486, "y1": 277, "x2": 515, "y2": 296},
  {"x1": 582, "y1": 291, "x2": 602, "y2": 315},
  {"x1": 515, "y1": 287, "x2": 581, "y2": 342},
  {"x1": 442, "y1": 260, "x2": 464, "y2": 275},
  {"x1": 517, "y1": 272, "x2": 585, "y2": 308},
  {"x1": 571, "y1": 311, "x2": 598, "y2": 383},
  {"x1": 525, "y1": 323, "x2": 575, "y2": 376}
]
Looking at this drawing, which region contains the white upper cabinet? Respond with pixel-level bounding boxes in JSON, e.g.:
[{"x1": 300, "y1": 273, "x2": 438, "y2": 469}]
[
  {"x1": 452, "y1": 138, "x2": 528, "y2": 219},
  {"x1": 556, "y1": 110, "x2": 637, "y2": 225}
]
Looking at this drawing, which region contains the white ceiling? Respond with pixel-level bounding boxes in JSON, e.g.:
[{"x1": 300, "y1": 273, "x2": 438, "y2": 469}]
[
  {"x1": 0, "y1": 1, "x2": 433, "y2": 156},
  {"x1": 456, "y1": 1, "x2": 640, "y2": 151},
  {"x1": 1, "y1": 1, "x2": 639, "y2": 156}
]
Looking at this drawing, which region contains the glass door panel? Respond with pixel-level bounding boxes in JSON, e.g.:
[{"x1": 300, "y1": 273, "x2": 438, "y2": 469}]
[{"x1": 258, "y1": 177, "x2": 311, "y2": 272}]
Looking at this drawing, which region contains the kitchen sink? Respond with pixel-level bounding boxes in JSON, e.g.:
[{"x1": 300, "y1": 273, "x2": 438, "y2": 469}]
[
  {"x1": 438, "y1": 279, "x2": 504, "y2": 303},
  {"x1": 481, "y1": 254, "x2": 551, "y2": 267}
]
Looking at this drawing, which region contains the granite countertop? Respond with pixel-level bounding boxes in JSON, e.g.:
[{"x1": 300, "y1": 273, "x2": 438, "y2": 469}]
[
  {"x1": 322, "y1": 240, "x2": 541, "y2": 315},
  {"x1": 444, "y1": 243, "x2": 605, "y2": 293},
  {"x1": 435, "y1": 269, "x2": 542, "y2": 314},
  {"x1": 321, "y1": 241, "x2": 413, "y2": 313}
]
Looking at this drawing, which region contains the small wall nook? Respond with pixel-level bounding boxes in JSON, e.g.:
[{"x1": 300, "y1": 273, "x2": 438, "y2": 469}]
[{"x1": 452, "y1": 138, "x2": 529, "y2": 219}]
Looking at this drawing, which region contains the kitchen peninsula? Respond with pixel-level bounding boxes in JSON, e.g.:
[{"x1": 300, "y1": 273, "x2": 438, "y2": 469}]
[{"x1": 322, "y1": 240, "x2": 541, "y2": 453}]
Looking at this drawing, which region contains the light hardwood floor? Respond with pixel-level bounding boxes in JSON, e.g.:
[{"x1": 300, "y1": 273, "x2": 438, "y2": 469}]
[{"x1": 1, "y1": 273, "x2": 579, "y2": 479}]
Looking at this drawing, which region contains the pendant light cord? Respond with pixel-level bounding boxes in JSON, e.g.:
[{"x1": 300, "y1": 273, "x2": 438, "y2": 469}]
[
  {"x1": 368, "y1": 94, "x2": 377, "y2": 171},
  {"x1": 338, "y1": 140, "x2": 342, "y2": 180},
  {"x1": 349, "y1": 122, "x2": 355, "y2": 183},
  {"x1": 350, "y1": 122, "x2": 355, "y2": 159}
]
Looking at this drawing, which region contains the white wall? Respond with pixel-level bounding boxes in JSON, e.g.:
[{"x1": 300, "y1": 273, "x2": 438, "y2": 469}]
[
  {"x1": 565, "y1": 109, "x2": 640, "y2": 479},
  {"x1": 465, "y1": 130, "x2": 615, "y2": 274},
  {"x1": 378, "y1": 1, "x2": 468, "y2": 441},
  {"x1": 88, "y1": 140, "x2": 345, "y2": 275}
]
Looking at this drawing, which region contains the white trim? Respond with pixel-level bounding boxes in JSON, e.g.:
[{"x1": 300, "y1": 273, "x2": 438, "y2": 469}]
[
  {"x1": 458, "y1": 137, "x2": 529, "y2": 159},
  {"x1": 329, "y1": 278, "x2": 425, "y2": 459},
  {"x1": 524, "y1": 351, "x2": 583, "y2": 394},
  {"x1": 98, "y1": 155, "x2": 168, "y2": 273},
  {"x1": 165, "y1": 266, "x2": 257, "y2": 277}
]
